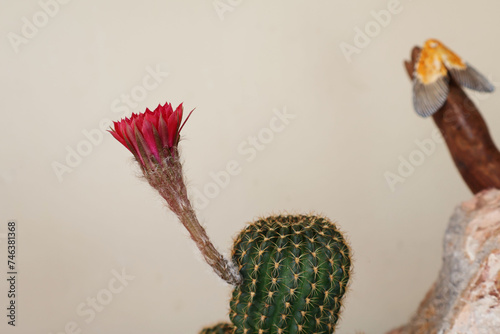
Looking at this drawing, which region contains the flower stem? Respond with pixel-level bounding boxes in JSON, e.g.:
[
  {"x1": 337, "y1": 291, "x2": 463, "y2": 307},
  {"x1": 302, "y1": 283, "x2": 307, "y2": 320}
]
[{"x1": 144, "y1": 150, "x2": 242, "y2": 286}]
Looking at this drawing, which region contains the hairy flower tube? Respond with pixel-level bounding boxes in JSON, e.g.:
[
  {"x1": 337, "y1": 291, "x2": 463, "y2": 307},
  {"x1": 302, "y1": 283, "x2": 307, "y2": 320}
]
[{"x1": 110, "y1": 102, "x2": 241, "y2": 286}]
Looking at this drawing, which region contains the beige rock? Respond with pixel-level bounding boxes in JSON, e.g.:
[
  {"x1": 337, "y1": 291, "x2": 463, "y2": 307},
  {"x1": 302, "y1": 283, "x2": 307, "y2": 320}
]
[{"x1": 389, "y1": 189, "x2": 500, "y2": 334}]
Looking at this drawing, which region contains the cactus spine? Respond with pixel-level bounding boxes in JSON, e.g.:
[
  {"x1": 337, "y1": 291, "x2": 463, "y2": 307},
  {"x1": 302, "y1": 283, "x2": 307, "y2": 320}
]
[
  {"x1": 229, "y1": 214, "x2": 351, "y2": 334},
  {"x1": 199, "y1": 322, "x2": 234, "y2": 334}
]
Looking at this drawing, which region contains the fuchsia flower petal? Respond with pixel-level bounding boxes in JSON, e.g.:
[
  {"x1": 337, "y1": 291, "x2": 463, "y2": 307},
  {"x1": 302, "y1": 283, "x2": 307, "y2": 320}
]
[
  {"x1": 158, "y1": 115, "x2": 170, "y2": 148},
  {"x1": 167, "y1": 108, "x2": 181, "y2": 147},
  {"x1": 141, "y1": 119, "x2": 160, "y2": 162},
  {"x1": 134, "y1": 125, "x2": 154, "y2": 166},
  {"x1": 109, "y1": 102, "x2": 190, "y2": 168},
  {"x1": 145, "y1": 109, "x2": 159, "y2": 130},
  {"x1": 110, "y1": 122, "x2": 127, "y2": 147},
  {"x1": 125, "y1": 122, "x2": 145, "y2": 165}
]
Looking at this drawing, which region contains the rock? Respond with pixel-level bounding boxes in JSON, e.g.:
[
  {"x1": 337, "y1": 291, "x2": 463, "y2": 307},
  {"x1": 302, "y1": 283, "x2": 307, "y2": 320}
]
[{"x1": 389, "y1": 189, "x2": 500, "y2": 334}]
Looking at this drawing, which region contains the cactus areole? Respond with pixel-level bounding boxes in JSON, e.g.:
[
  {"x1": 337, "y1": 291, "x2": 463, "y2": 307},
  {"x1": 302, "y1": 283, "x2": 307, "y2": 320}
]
[{"x1": 230, "y1": 215, "x2": 351, "y2": 334}]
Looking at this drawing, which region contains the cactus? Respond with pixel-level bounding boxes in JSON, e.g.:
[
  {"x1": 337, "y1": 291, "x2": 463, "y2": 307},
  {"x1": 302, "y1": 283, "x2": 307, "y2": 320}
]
[
  {"x1": 199, "y1": 322, "x2": 234, "y2": 334},
  {"x1": 110, "y1": 105, "x2": 354, "y2": 333},
  {"x1": 229, "y1": 214, "x2": 351, "y2": 334}
]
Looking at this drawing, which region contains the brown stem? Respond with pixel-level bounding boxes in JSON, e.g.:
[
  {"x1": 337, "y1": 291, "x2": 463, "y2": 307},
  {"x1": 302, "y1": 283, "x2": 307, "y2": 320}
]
[
  {"x1": 175, "y1": 201, "x2": 242, "y2": 286},
  {"x1": 144, "y1": 151, "x2": 242, "y2": 286},
  {"x1": 404, "y1": 46, "x2": 500, "y2": 193}
]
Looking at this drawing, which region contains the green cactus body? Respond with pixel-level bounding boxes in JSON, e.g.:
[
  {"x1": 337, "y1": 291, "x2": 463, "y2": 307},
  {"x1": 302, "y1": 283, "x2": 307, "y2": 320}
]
[
  {"x1": 199, "y1": 322, "x2": 234, "y2": 334},
  {"x1": 229, "y1": 215, "x2": 351, "y2": 334}
]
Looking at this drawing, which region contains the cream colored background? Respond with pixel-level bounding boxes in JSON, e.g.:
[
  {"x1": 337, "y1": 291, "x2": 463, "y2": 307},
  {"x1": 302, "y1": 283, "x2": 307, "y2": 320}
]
[{"x1": 1, "y1": 1, "x2": 500, "y2": 333}]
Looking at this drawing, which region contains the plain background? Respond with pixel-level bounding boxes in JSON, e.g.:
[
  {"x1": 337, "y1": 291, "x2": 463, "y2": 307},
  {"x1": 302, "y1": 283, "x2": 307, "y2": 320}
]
[{"x1": 1, "y1": 1, "x2": 500, "y2": 333}]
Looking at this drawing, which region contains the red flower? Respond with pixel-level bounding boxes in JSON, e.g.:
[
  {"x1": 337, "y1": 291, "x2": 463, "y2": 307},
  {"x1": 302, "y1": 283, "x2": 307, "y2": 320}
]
[
  {"x1": 110, "y1": 102, "x2": 192, "y2": 168},
  {"x1": 110, "y1": 101, "x2": 241, "y2": 286}
]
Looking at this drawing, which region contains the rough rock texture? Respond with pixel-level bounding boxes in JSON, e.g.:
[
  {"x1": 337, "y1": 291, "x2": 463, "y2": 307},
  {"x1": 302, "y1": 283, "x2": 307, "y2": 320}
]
[{"x1": 388, "y1": 189, "x2": 500, "y2": 334}]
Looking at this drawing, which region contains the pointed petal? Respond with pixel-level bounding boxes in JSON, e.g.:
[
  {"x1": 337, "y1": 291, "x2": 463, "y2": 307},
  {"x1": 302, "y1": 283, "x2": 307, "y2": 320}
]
[
  {"x1": 144, "y1": 111, "x2": 159, "y2": 131},
  {"x1": 133, "y1": 113, "x2": 145, "y2": 130},
  {"x1": 109, "y1": 121, "x2": 128, "y2": 146},
  {"x1": 119, "y1": 121, "x2": 137, "y2": 153},
  {"x1": 141, "y1": 119, "x2": 160, "y2": 162},
  {"x1": 164, "y1": 102, "x2": 174, "y2": 119},
  {"x1": 151, "y1": 126, "x2": 165, "y2": 160},
  {"x1": 109, "y1": 128, "x2": 128, "y2": 147},
  {"x1": 158, "y1": 115, "x2": 170, "y2": 148},
  {"x1": 167, "y1": 108, "x2": 182, "y2": 147},
  {"x1": 124, "y1": 123, "x2": 145, "y2": 165},
  {"x1": 157, "y1": 104, "x2": 166, "y2": 120},
  {"x1": 134, "y1": 125, "x2": 155, "y2": 167},
  {"x1": 178, "y1": 107, "x2": 194, "y2": 135},
  {"x1": 174, "y1": 103, "x2": 184, "y2": 119}
]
